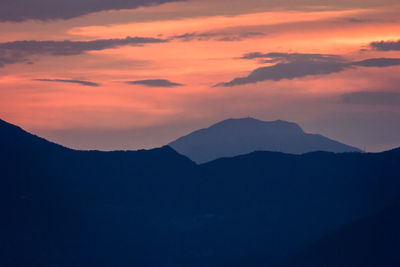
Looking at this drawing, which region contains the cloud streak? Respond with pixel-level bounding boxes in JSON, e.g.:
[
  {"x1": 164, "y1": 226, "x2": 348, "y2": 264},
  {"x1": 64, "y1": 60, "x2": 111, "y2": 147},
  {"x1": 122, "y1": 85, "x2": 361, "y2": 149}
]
[
  {"x1": 126, "y1": 79, "x2": 183, "y2": 87},
  {"x1": 0, "y1": 52, "x2": 28, "y2": 67},
  {"x1": 0, "y1": 0, "x2": 186, "y2": 22},
  {"x1": 370, "y1": 40, "x2": 400, "y2": 51},
  {"x1": 240, "y1": 52, "x2": 342, "y2": 62},
  {"x1": 216, "y1": 53, "x2": 400, "y2": 87},
  {"x1": 341, "y1": 91, "x2": 400, "y2": 106},
  {"x1": 34, "y1": 78, "x2": 100, "y2": 87},
  {"x1": 0, "y1": 36, "x2": 167, "y2": 68},
  {"x1": 352, "y1": 58, "x2": 400, "y2": 67},
  {"x1": 171, "y1": 31, "x2": 264, "y2": 42},
  {"x1": 0, "y1": 37, "x2": 167, "y2": 56}
]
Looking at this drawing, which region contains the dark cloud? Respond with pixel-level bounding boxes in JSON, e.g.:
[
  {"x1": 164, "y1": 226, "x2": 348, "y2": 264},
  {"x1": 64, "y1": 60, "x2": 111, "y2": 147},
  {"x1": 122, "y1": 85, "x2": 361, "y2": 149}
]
[
  {"x1": 344, "y1": 18, "x2": 372, "y2": 23},
  {"x1": 0, "y1": 36, "x2": 167, "y2": 68},
  {"x1": 340, "y1": 91, "x2": 400, "y2": 106},
  {"x1": 216, "y1": 52, "x2": 400, "y2": 87},
  {"x1": 126, "y1": 79, "x2": 183, "y2": 87},
  {"x1": 240, "y1": 52, "x2": 342, "y2": 62},
  {"x1": 216, "y1": 61, "x2": 347, "y2": 87},
  {"x1": 171, "y1": 31, "x2": 264, "y2": 42},
  {"x1": 0, "y1": 52, "x2": 26, "y2": 67},
  {"x1": 0, "y1": 0, "x2": 186, "y2": 22},
  {"x1": 370, "y1": 40, "x2": 400, "y2": 51},
  {"x1": 0, "y1": 37, "x2": 166, "y2": 56},
  {"x1": 352, "y1": 58, "x2": 400, "y2": 67},
  {"x1": 34, "y1": 78, "x2": 100, "y2": 87}
]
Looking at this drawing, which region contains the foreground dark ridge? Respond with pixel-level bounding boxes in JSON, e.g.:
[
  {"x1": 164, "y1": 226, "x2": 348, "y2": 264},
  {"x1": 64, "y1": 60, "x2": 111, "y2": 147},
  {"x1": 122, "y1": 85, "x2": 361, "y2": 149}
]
[
  {"x1": 280, "y1": 197, "x2": 400, "y2": 267},
  {"x1": 169, "y1": 117, "x2": 362, "y2": 163},
  {"x1": 1, "y1": 118, "x2": 399, "y2": 266}
]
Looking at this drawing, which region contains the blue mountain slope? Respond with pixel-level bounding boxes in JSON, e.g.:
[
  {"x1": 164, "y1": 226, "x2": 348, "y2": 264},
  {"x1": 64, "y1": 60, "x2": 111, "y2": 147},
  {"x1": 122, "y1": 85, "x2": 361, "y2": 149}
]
[
  {"x1": 169, "y1": 118, "x2": 361, "y2": 163},
  {"x1": 0, "y1": 118, "x2": 398, "y2": 267}
]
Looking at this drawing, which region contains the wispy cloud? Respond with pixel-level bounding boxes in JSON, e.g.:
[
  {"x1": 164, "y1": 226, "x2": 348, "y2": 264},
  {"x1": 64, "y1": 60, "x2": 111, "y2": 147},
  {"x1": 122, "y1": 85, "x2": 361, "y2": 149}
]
[
  {"x1": 0, "y1": 0, "x2": 186, "y2": 22},
  {"x1": 341, "y1": 91, "x2": 400, "y2": 105},
  {"x1": 370, "y1": 40, "x2": 400, "y2": 51},
  {"x1": 0, "y1": 52, "x2": 29, "y2": 67},
  {"x1": 0, "y1": 37, "x2": 167, "y2": 56},
  {"x1": 239, "y1": 52, "x2": 343, "y2": 63},
  {"x1": 0, "y1": 36, "x2": 167, "y2": 68},
  {"x1": 34, "y1": 78, "x2": 100, "y2": 87},
  {"x1": 171, "y1": 31, "x2": 264, "y2": 42},
  {"x1": 352, "y1": 58, "x2": 400, "y2": 67},
  {"x1": 216, "y1": 52, "x2": 400, "y2": 87},
  {"x1": 125, "y1": 79, "x2": 183, "y2": 87}
]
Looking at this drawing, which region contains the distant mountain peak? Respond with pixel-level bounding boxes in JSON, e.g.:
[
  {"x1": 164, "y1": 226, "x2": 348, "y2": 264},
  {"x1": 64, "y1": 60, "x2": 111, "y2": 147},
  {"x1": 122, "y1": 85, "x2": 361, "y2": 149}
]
[
  {"x1": 169, "y1": 117, "x2": 361, "y2": 163},
  {"x1": 208, "y1": 117, "x2": 304, "y2": 134},
  {"x1": 214, "y1": 117, "x2": 292, "y2": 125}
]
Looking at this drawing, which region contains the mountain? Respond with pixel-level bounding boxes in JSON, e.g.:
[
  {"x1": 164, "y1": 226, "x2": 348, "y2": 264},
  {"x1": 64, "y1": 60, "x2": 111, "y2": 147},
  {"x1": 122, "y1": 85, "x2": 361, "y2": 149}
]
[
  {"x1": 1, "y1": 118, "x2": 399, "y2": 266},
  {"x1": 279, "y1": 195, "x2": 400, "y2": 267},
  {"x1": 168, "y1": 117, "x2": 362, "y2": 163}
]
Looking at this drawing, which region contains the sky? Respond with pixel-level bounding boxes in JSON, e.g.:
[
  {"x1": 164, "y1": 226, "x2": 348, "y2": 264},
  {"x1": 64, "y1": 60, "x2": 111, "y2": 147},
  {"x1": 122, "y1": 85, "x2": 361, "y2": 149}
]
[{"x1": 1, "y1": 0, "x2": 400, "y2": 152}]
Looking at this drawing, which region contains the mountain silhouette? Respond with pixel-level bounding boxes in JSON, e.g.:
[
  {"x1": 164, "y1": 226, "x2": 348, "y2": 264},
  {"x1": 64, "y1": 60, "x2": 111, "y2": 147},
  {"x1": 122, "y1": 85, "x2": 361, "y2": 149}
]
[
  {"x1": 169, "y1": 117, "x2": 361, "y2": 163},
  {"x1": 1, "y1": 118, "x2": 399, "y2": 266}
]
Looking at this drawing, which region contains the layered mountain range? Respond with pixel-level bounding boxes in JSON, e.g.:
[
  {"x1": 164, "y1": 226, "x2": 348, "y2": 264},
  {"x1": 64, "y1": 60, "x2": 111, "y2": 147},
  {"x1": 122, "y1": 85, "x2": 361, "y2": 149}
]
[
  {"x1": 1, "y1": 118, "x2": 399, "y2": 266},
  {"x1": 169, "y1": 118, "x2": 361, "y2": 163}
]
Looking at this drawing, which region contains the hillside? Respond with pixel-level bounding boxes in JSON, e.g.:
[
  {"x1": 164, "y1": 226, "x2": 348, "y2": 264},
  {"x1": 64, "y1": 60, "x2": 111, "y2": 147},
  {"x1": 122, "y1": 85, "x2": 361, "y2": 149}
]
[
  {"x1": 0, "y1": 118, "x2": 399, "y2": 266},
  {"x1": 169, "y1": 118, "x2": 361, "y2": 163},
  {"x1": 280, "y1": 195, "x2": 400, "y2": 267}
]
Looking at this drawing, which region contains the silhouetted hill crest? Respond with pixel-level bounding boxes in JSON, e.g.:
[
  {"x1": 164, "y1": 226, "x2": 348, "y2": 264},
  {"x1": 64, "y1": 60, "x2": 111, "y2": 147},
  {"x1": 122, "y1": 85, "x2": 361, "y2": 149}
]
[
  {"x1": 1, "y1": 118, "x2": 400, "y2": 266},
  {"x1": 209, "y1": 118, "x2": 304, "y2": 134},
  {"x1": 0, "y1": 118, "x2": 195, "y2": 166},
  {"x1": 169, "y1": 117, "x2": 362, "y2": 163}
]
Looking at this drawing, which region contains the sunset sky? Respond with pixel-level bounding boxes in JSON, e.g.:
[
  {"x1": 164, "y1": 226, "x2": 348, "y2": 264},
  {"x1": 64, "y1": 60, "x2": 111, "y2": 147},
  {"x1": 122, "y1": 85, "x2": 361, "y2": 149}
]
[{"x1": 1, "y1": 0, "x2": 400, "y2": 151}]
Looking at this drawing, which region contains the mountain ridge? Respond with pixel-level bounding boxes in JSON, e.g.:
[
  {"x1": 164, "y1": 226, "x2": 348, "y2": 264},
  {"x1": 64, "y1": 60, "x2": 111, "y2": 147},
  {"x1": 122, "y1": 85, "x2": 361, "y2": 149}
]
[
  {"x1": 1, "y1": 118, "x2": 400, "y2": 266},
  {"x1": 169, "y1": 117, "x2": 362, "y2": 163},
  {"x1": 0, "y1": 118, "x2": 194, "y2": 164}
]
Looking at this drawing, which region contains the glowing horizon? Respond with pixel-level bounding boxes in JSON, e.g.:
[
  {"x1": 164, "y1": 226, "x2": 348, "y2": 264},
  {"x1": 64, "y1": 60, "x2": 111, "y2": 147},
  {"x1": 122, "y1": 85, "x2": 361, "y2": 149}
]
[{"x1": 1, "y1": 0, "x2": 400, "y2": 152}]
